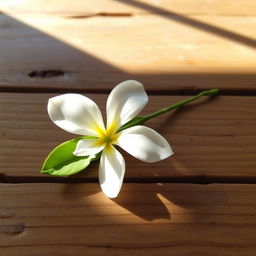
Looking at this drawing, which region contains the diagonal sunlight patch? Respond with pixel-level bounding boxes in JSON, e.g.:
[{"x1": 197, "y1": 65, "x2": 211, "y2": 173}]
[
  {"x1": 2, "y1": 9, "x2": 256, "y2": 76},
  {"x1": 157, "y1": 192, "x2": 196, "y2": 223},
  {"x1": 1, "y1": 11, "x2": 124, "y2": 73}
]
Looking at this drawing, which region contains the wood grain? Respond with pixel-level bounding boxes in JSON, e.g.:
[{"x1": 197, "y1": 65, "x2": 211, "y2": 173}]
[
  {"x1": 0, "y1": 93, "x2": 255, "y2": 180},
  {"x1": 1, "y1": 1, "x2": 256, "y2": 255},
  {"x1": 1, "y1": 183, "x2": 256, "y2": 255},
  {"x1": 0, "y1": 13, "x2": 256, "y2": 91}
]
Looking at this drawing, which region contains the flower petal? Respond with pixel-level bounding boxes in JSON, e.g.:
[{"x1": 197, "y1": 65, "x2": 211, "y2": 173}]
[
  {"x1": 48, "y1": 94, "x2": 105, "y2": 136},
  {"x1": 116, "y1": 125, "x2": 173, "y2": 163},
  {"x1": 106, "y1": 80, "x2": 148, "y2": 130},
  {"x1": 99, "y1": 146, "x2": 125, "y2": 198},
  {"x1": 73, "y1": 139, "x2": 105, "y2": 157}
]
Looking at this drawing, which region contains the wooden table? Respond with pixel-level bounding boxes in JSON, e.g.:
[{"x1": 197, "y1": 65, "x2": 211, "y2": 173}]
[{"x1": 1, "y1": 1, "x2": 256, "y2": 255}]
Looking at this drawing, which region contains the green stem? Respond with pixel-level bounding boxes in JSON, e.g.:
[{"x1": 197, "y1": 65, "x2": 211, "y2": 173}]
[{"x1": 118, "y1": 88, "x2": 219, "y2": 132}]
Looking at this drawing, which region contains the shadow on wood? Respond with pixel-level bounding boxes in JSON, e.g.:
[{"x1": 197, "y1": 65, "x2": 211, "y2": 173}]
[{"x1": 115, "y1": 0, "x2": 256, "y2": 49}]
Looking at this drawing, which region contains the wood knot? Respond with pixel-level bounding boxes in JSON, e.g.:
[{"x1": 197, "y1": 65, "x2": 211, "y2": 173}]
[
  {"x1": 1, "y1": 223, "x2": 25, "y2": 235},
  {"x1": 0, "y1": 212, "x2": 13, "y2": 218},
  {"x1": 28, "y1": 70, "x2": 65, "y2": 78}
]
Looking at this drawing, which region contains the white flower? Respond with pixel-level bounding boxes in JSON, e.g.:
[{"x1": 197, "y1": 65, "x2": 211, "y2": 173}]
[{"x1": 47, "y1": 80, "x2": 173, "y2": 198}]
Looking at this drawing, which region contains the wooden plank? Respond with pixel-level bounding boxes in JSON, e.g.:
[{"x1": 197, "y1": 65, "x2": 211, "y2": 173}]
[
  {"x1": 0, "y1": 14, "x2": 256, "y2": 91},
  {"x1": 1, "y1": 183, "x2": 256, "y2": 255},
  {"x1": 1, "y1": 93, "x2": 255, "y2": 179},
  {"x1": 1, "y1": 0, "x2": 256, "y2": 15}
]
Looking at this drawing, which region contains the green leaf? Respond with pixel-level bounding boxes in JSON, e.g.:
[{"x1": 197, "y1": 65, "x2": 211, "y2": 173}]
[{"x1": 41, "y1": 137, "x2": 97, "y2": 176}]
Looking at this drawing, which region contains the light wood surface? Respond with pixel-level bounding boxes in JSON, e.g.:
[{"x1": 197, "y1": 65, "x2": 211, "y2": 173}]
[
  {"x1": 1, "y1": 0, "x2": 256, "y2": 15},
  {"x1": 1, "y1": 93, "x2": 255, "y2": 180},
  {"x1": 1, "y1": 183, "x2": 256, "y2": 256},
  {"x1": 0, "y1": 5, "x2": 255, "y2": 91},
  {"x1": 1, "y1": 1, "x2": 256, "y2": 255}
]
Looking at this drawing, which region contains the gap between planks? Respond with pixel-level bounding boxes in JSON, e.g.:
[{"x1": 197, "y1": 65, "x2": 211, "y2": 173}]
[
  {"x1": 2, "y1": 175, "x2": 256, "y2": 185},
  {"x1": 2, "y1": 87, "x2": 256, "y2": 96}
]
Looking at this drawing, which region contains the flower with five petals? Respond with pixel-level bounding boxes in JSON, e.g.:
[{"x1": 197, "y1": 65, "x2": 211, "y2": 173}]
[{"x1": 47, "y1": 80, "x2": 173, "y2": 198}]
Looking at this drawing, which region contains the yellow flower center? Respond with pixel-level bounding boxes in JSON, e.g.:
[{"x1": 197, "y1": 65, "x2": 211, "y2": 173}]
[{"x1": 96, "y1": 121, "x2": 120, "y2": 147}]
